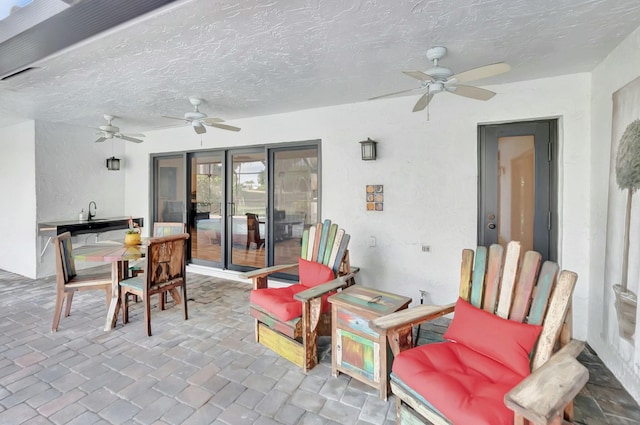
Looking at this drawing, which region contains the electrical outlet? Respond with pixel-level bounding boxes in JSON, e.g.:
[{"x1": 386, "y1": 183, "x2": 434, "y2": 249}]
[
  {"x1": 369, "y1": 236, "x2": 376, "y2": 247},
  {"x1": 421, "y1": 245, "x2": 431, "y2": 252}
]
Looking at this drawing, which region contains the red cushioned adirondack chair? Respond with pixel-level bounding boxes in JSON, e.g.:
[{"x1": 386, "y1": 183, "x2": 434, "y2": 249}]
[
  {"x1": 243, "y1": 219, "x2": 356, "y2": 372},
  {"x1": 371, "y1": 241, "x2": 588, "y2": 425}
]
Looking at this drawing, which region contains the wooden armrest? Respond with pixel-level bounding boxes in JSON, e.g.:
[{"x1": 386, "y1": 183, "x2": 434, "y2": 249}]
[
  {"x1": 370, "y1": 302, "x2": 456, "y2": 333},
  {"x1": 504, "y1": 340, "x2": 588, "y2": 425},
  {"x1": 294, "y1": 273, "x2": 356, "y2": 302},
  {"x1": 240, "y1": 263, "x2": 297, "y2": 280}
]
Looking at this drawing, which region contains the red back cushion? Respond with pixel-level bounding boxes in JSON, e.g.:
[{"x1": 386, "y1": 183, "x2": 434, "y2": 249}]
[
  {"x1": 443, "y1": 297, "x2": 542, "y2": 377},
  {"x1": 298, "y1": 257, "x2": 335, "y2": 288}
]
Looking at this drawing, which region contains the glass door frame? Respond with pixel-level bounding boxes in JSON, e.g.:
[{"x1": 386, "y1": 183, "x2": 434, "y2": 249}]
[
  {"x1": 266, "y1": 140, "x2": 322, "y2": 278},
  {"x1": 226, "y1": 147, "x2": 268, "y2": 273},
  {"x1": 150, "y1": 151, "x2": 188, "y2": 228},
  {"x1": 477, "y1": 120, "x2": 557, "y2": 261},
  {"x1": 188, "y1": 150, "x2": 226, "y2": 269}
]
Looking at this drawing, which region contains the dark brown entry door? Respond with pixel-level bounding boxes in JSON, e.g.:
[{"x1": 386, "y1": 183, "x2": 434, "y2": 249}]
[{"x1": 478, "y1": 120, "x2": 557, "y2": 261}]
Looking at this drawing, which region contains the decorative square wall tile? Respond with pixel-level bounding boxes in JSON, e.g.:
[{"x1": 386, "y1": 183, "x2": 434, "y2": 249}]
[{"x1": 366, "y1": 185, "x2": 383, "y2": 211}]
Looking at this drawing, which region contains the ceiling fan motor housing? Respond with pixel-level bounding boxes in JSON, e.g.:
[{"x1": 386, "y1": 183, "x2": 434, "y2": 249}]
[
  {"x1": 99, "y1": 124, "x2": 119, "y2": 133},
  {"x1": 185, "y1": 111, "x2": 206, "y2": 121},
  {"x1": 425, "y1": 66, "x2": 453, "y2": 81}
]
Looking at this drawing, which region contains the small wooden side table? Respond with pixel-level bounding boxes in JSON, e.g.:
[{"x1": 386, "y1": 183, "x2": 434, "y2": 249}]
[{"x1": 328, "y1": 286, "x2": 412, "y2": 400}]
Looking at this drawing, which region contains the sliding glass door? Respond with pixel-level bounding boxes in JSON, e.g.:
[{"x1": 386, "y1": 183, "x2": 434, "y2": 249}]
[
  {"x1": 189, "y1": 151, "x2": 224, "y2": 267},
  {"x1": 271, "y1": 147, "x2": 319, "y2": 268},
  {"x1": 151, "y1": 142, "x2": 319, "y2": 277},
  {"x1": 152, "y1": 154, "x2": 186, "y2": 225},
  {"x1": 228, "y1": 149, "x2": 267, "y2": 270}
]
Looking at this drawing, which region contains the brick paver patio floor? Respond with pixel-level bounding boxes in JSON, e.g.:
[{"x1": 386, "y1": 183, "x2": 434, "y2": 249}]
[{"x1": 0, "y1": 268, "x2": 638, "y2": 424}]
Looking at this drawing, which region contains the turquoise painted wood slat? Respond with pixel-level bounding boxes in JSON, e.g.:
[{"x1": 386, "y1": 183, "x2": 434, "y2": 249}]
[
  {"x1": 301, "y1": 229, "x2": 309, "y2": 260},
  {"x1": 470, "y1": 246, "x2": 488, "y2": 308},
  {"x1": 322, "y1": 224, "x2": 338, "y2": 266},
  {"x1": 483, "y1": 244, "x2": 504, "y2": 313},
  {"x1": 317, "y1": 219, "x2": 332, "y2": 264},
  {"x1": 332, "y1": 233, "x2": 350, "y2": 274},
  {"x1": 528, "y1": 261, "x2": 559, "y2": 325}
]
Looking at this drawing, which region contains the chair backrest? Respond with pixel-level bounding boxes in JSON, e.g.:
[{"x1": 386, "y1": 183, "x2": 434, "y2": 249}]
[
  {"x1": 153, "y1": 222, "x2": 185, "y2": 237},
  {"x1": 301, "y1": 219, "x2": 351, "y2": 275},
  {"x1": 144, "y1": 233, "x2": 190, "y2": 291},
  {"x1": 53, "y1": 232, "x2": 76, "y2": 285},
  {"x1": 245, "y1": 213, "x2": 262, "y2": 245},
  {"x1": 459, "y1": 241, "x2": 577, "y2": 370}
]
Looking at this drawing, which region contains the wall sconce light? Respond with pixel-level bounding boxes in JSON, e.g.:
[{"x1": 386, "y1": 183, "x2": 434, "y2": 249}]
[
  {"x1": 360, "y1": 138, "x2": 377, "y2": 161},
  {"x1": 106, "y1": 156, "x2": 121, "y2": 171}
]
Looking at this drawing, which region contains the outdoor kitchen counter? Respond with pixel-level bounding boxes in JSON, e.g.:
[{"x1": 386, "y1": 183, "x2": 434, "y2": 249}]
[
  {"x1": 38, "y1": 217, "x2": 144, "y2": 259},
  {"x1": 38, "y1": 217, "x2": 144, "y2": 237}
]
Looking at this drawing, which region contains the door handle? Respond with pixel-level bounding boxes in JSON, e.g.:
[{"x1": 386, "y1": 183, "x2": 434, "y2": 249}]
[{"x1": 487, "y1": 222, "x2": 496, "y2": 230}]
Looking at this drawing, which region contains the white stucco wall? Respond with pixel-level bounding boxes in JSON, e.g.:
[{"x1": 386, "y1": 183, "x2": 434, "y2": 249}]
[
  {"x1": 0, "y1": 121, "x2": 37, "y2": 278},
  {"x1": 590, "y1": 24, "x2": 640, "y2": 401},
  {"x1": 123, "y1": 73, "x2": 591, "y2": 340},
  {"x1": 34, "y1": 121, "x2": 127, "y2": 277}
]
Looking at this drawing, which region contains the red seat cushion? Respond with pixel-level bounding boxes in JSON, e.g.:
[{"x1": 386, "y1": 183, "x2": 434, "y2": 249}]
[
  {"x1": 443, "y1": 298, "x2": 542, "y2": 376},
  {"x1": 250, "y1": 285, "x2": 307, "y2": 321},
  {"x1": 393, "y1": 342, "x2": 525, "y2": 425},
  {"x1": 250, "y1": 258, "x2": 336, "y2": 322}
]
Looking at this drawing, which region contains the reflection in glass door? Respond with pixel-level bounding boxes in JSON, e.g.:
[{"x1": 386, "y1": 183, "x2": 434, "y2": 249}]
[
  {"x1": 228, "y1": 150, "x2": 266, "y2": 270},
  {"x1": 153, "y1": 154, "x2": 186, "y2": 226},
  {"x1": 272, "y1": 147, "x2": 319, "y2": 268},
  {"x1": 190, "y1": 152, "x2": 224, "y2": 267}
]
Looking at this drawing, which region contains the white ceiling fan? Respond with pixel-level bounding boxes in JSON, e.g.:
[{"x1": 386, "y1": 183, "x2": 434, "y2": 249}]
[
  {"x1": 370, "y1": 46, "x2": 511, "y2": 111},
  {"x1": 162, "y1": 97, "x2": 241, "y2": 134},
  {"x1": 93, "y1": 115, "x2": 145, "y2": 143}
]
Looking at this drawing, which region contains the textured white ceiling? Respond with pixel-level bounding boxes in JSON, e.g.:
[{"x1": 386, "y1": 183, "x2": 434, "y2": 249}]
[{"x1": 0, "y1": 0, "x2": 639, "y2": 134}]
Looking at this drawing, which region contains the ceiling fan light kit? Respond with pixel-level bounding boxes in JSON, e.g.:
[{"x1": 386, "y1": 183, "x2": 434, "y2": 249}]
[{"x1": 370, "y1": 46, "x2": 511, "y2": 112}]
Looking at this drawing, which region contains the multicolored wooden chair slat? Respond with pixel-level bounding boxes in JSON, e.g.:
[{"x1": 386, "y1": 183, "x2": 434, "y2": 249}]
[{"x1": 301, "y1": 222, "x2": 350, "y2": 275}]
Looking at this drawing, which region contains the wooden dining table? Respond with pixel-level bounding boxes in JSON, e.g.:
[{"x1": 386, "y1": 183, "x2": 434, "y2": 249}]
[{"x1": 73, "y1": 242, "x2": 145, "y2": 331}]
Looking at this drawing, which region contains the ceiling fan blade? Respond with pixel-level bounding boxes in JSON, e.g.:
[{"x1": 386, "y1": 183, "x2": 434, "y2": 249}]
[
  {"x1": 201, "y1": 117, "x2": 225, "y2": 124},
  {"x1": 124, "y1": 133, "x2": 145, "y2": 138},
  {"x1": 402, "y1": 70, "x2": 435, "y2": 81},
  {"x1": 118, "y1": 135, "x2": 144, "y2": 143},
  {"x1": 369, "y1": 87, "x2": 419, "y2": 100},
  {"x1": 209, "y1": 122, "x2": 241, "y2": 132},
  {"x1": 450, "y1": 84, "x2": 496, "y2": 101},
  {"x1": 452, "y1": 62, "x2": 510, "y2": 83},
  {"x1": 412, "y1": 93, "x2": 434, "y2": 112},
  {"x1": 193, "y1": 123, "x2": 207, "y2": 134},
  {"x1": 162, "y1": 115, "x2": 188, "y2": 122},
  {"x1": 94, "y1": 137, "x2": 107, "y2": 143}
]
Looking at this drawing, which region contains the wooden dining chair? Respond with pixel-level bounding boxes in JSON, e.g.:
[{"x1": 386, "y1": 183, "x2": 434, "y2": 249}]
[
  {"x1": 119, "y1": 233, "x2": 189, "y2": 336},
  {"x1": 130, "y1": 221, "x2": 185, "y2": 277},
  {"x1": 245, "y1": 213, "x2": 265, "y2": 250},
  {"x1": 52, "y1": 232, "x2": 113, "y2": 332}
]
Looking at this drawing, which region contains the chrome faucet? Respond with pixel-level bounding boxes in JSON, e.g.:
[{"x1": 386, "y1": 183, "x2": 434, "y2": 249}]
[{"x1": 88, "y1": 201, "x2": 97, "y2": 220}]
